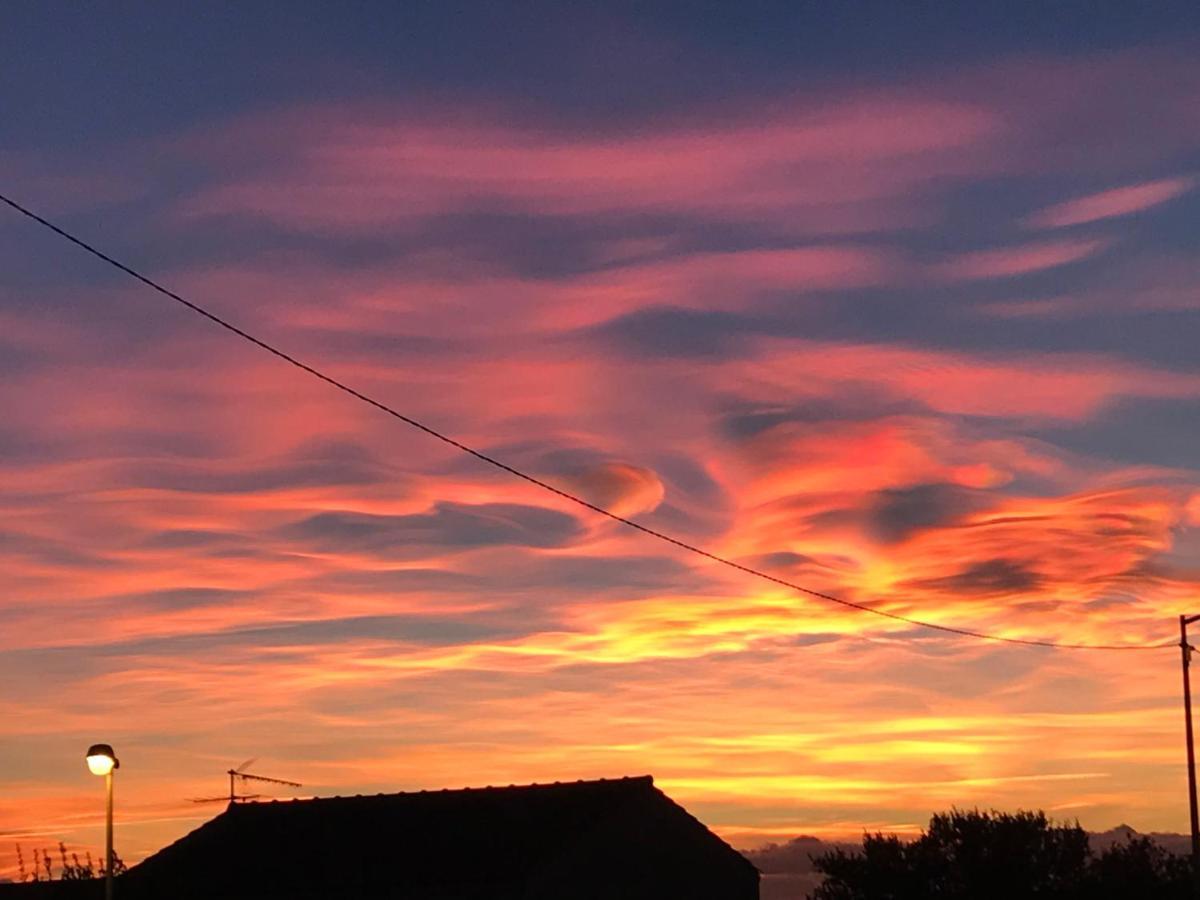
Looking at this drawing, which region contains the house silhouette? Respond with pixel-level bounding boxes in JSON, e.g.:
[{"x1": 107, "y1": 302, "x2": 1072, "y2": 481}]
[{"x1": 2, "y1": 776, "x2": 759, "y2": 899}]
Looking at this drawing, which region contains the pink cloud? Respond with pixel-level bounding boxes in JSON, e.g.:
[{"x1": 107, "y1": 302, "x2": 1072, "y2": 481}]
[
  {"x1": 934, "y1": 238, "x2": 1109, "y2": 281},
  {"x1": 1028, "y1": 176, "x2": 1195, "y2": 228},
  {"x1": 155, "y1": 46, "x2": 1200, "y2": 246},
  {"x1": 156, "y1": 241, "x2": 901, "y2": 342},
  {"x1": 172, "y1": 95, "x2": 999, "y2": 233},
  {"x1": 974, "y1": 253, "x2": 1200, "y2": 320},
  {"x1": 724, "y1": 337, "x2": 1199, "y2": 420}
]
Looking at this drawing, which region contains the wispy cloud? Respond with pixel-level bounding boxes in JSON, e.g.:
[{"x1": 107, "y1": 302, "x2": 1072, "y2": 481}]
[{"x1": 1028, "y1": 176, "x2": 1196, "y2": 228}]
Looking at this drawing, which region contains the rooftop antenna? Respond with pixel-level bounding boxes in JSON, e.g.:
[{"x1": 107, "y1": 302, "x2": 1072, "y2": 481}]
[{"x1": 188, "y1": 758, "x2": 302, "y2": 805}]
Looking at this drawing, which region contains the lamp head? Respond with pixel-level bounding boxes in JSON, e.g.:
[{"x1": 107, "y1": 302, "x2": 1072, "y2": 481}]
[{"x1": 86, "y1": 744, "x2": 118, "y2": 776}]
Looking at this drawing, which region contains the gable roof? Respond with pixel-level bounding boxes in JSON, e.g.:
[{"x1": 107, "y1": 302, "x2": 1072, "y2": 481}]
[{"x1": 126, "y1": 775, "x2": 757, "y2": 898}]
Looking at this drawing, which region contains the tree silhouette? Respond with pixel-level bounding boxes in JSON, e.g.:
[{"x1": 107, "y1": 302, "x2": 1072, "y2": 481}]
[
  {"x1": 810, "y1": 809, "x2": 1192, "y2": 899},
  {"x1": 1083, "y1": 834, "x2": 1192, "y2": 900}
]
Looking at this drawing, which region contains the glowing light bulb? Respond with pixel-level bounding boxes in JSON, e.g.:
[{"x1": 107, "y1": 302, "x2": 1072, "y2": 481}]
[{"x1": 86, "y1": 744, "x2": 117, "y2": 776}]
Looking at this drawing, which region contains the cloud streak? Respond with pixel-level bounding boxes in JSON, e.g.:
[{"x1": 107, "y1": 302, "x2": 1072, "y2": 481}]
[{"x1": 1028, "y1": 176, "x2": 1196, "y2": 228}]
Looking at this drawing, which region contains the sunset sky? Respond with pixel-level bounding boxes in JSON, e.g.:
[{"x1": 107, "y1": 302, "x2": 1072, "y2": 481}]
[{"x1": 3, "y1": 2, "x2": 1200, "y2": 876}]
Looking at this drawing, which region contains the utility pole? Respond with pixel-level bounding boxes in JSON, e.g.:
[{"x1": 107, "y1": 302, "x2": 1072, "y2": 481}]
[{"x1": 1180, "y1": 614, "x2": 1200, "y2": 886}]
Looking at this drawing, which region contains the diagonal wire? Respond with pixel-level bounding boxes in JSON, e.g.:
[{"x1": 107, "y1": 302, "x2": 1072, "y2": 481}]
[{"x1": 0, "y1": 192, "x2": 1175, "y2": 651}]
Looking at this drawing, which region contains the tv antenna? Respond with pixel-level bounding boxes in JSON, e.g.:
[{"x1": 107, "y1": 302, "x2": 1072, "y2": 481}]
[{"x1": 188, "y1": 758, "x2": 302, "y2": 805}]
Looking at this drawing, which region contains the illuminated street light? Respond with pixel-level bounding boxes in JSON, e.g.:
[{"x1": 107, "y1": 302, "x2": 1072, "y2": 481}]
[
  {"x1": 86, "y1": 745, "x2": 117, "y2": 776},
  {"x1": 86, "y1": 743, "x2": 119, "y2": 900}
]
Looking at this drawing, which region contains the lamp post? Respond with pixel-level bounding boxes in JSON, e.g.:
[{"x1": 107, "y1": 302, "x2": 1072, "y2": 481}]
[{"x1": 85, "y1": 744, "x2": 119, "y2": 900}]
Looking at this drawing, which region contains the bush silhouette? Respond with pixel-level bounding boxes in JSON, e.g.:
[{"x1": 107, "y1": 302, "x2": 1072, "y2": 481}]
[{"x1": 12, "y1": 842, "x2": 124, "y2": 884}]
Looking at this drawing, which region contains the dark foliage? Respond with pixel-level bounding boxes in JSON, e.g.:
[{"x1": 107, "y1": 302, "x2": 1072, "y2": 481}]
[
  {"x1": 10, "y1": 843, "x2": 124, "y2": 884},
  {"x1": 1082, "y1": 834, "x2": 1193, "y2": 899},
  {"x1": 810, "y1": 809, "x2": 1194, "y2": 899}
]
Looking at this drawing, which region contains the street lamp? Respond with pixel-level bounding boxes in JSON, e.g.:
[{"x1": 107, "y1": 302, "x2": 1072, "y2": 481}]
[{"x1": 85, "y1": 743, "x2": 119, "y2": 900}]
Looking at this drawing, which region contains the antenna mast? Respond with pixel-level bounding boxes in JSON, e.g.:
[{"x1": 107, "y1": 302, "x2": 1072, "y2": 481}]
[
  {"x1": 191, "y1": 759, "x2": 302, "y2": 806},
  {"x1": 226, "y1": 761, "x2": 301, "y2": 802}
]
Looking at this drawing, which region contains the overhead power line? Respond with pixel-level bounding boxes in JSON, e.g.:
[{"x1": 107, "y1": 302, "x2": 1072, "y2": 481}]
[{"x1": 0, "y1": 192, "x2": 1173, "y2": 652}]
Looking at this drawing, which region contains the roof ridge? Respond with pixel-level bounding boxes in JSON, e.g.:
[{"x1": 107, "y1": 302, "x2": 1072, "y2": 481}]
[{"x1": 230, "y1": 774, "x2": 655, "y2": 806}]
